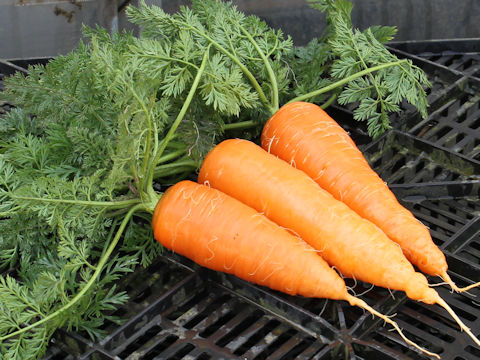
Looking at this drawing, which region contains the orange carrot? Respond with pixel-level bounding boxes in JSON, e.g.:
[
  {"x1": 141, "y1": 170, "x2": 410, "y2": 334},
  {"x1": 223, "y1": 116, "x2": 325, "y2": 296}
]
[
  {"x1": 261, "y1": 101, "x2": 479, "y2": 293},
  {"x1": 152, "y1": 180, "x2": 438, "y2": 358},
  {"x1": 198, "y1": 139, "x2": 480, "y2": 347}
]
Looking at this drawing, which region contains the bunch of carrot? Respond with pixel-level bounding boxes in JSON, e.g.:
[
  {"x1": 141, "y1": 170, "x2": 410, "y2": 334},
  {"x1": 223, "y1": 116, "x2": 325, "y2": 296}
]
[{"x1": 152, "y1": 101, "x2": 480, "y2": 358}]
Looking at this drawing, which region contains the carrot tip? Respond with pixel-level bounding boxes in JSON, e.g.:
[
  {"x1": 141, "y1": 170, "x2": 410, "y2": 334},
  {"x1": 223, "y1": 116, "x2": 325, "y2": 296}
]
[{"x1": 345, "y1": 294, "x2": 440, "y2": 359}]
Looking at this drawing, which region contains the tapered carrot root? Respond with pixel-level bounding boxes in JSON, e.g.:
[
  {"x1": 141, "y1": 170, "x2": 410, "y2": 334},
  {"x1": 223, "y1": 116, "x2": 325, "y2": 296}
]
[
  {"x1": 261, "y1": 101, "x2": 480, "y2": 293},
  {"x1": 152, "y1": 180, "x2": 345, "y2": 300},
  {"x1": 198, "y1": 139, "x2": 480, "y2": 349},
  {"x1": 152, "y1": 180, "x2": 438, "y2": 358}
]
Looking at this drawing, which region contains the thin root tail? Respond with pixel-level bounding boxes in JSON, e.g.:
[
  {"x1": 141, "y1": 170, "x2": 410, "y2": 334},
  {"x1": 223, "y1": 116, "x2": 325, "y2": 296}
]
[
  {"x1": 436, "y1": 295, "x2": 480, "y2": 348},
  {"x1": 442, "y1": 272, "x2": 480, "y2": 294},
  {"x1": 345, "y1": 294, "x2": 440, "y2": 359}
]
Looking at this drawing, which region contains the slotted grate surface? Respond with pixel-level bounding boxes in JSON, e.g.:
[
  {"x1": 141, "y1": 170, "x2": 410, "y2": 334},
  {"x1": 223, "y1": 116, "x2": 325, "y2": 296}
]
[
  {"x1": 421, "y1": 53, "x2": 480, "y2": 78},
  {"x1": 1, "y1": 45, "x2": 480, "y2": 360},
  {"x1": 394, "y1": 81, "x2": 480, "y2": 161},
  {"x1": 388, "y1": 41, "x2": 480, "y2": 161},
  {"x1": 389, "y1": 39, "x2": 480, "y2": 81}
]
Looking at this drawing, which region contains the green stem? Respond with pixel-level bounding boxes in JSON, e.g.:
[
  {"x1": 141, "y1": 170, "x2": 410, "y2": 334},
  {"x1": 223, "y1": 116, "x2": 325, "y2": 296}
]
[
  {"x1": 128, "y1": 86, "x2": 153, "y2": 196},
  {"x1": 154, "y1": 165, "x2": 198, "y2": 179},
  {"x1": 154, "y1": 160, "x2": 198, "y2": 178},
  {"x1": 155, "y1": 148, "x2": 187, "y2": 165},
  {"x1": 222, "y1": 120, "x2": 258, "y2": 131},
  {"x1": 320, "y1": 93, "x2": 337, "y2": 109},
  {"x1": 156, "y1": 159, "x2": 199, "y2": 170},
  {"x1": 237, "y1": 22, "x2": 279, "y2": 112},
  {"x1": 287, "y1": 60, "x2": 408, "y2": 104},
  {"x1": 11, "y1": 196, "x2": 141, "y2": 209},
  {"x1": 145, "y1": 47, "x2": 210, "y2": 189},
  {"x1": 0, "y1": 203, "x2": 146, "y2": 343},
  {"x1": 176, "y1": 19, "x2": 273, "y2": 113}
]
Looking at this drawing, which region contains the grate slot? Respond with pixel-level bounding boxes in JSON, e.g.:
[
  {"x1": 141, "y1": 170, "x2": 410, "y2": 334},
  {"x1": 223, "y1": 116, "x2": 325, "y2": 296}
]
[
  {"x1": 130, "y1": 333, "x2": 179, "y2": 360},
  {"x1": 370, "y1": 330, "x2": 440, "y2": 360},
  {"x1": 165, "y1": 342, "x2": 195, "y2": 360},
  {"x1": 249, "y1": 328, "x2": 299, "y2": 360},
  {"x1": 214, "y1": 309, "x2": 265, "y2": 348},
  {"x1": 197, "y1": 306, "x2": 240, "y2": 338},
  {"x1": 118, "y1": 326, "x2": 167, "y2": 359}
]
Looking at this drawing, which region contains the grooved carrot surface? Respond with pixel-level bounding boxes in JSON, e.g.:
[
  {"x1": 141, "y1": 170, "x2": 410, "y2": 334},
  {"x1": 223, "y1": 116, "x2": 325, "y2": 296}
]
[
  {"x1": 198, "y1": 140, "x2": 438, "y2": 304},
  {"x1": 152, "y1": 180, "x2": 347, "y2": 300},
  {"x1": 261, "y1": 101, "x2": 446, "y2": 277}
]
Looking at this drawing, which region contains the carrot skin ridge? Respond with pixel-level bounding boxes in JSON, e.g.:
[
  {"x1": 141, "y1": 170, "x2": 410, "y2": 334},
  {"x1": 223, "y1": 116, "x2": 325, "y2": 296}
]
[{"x1": 152, "y1": 180, "x2": 439, "y2": 359}]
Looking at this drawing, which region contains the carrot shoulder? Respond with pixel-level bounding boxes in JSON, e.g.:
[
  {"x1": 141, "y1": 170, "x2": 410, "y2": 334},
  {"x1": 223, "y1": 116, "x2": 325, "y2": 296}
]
[
  {"x1": 152, "y1": 180, "x2": 439, "y2": 358},
  {"x1": 198, "y1": 139, "x2": 480, "y2": 348},
  {"x1": 261, "y1": 101, "x2": 475, "y2": 292}
]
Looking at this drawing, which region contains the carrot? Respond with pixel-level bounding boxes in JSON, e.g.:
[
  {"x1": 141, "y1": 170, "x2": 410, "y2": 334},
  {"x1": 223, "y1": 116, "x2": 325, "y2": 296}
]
[
  {"x1": 152, "y1": 180, "x2": 438, "y2": 358},
  {"x1": 198, "y1": 139, "x2": 480, "y2": 348},
  {"x1": 261, "y1": 101, "x2": 480, "y2": 293}
]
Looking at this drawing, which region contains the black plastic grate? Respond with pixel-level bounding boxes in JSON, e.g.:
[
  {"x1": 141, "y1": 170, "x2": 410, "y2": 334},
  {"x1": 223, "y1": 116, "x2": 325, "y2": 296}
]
[
  {"x1": 389, "y1": 39, "x2": 480, "y2": 80},
  {"x1": 387, "y1": 41, "x2": 480, "y2": 161}
]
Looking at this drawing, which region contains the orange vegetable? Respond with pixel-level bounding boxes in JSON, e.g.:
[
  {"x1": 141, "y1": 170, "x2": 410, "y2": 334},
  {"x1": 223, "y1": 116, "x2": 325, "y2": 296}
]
[
  {"x1": 152, "y1": 180, "x2": 437, "y2": 357},
  {"x1": 198, "y1": 139, "x2": 480, "y2": 347},
  {"x1": 261, "y1": 101, "x2": 480, "y2": 293}
]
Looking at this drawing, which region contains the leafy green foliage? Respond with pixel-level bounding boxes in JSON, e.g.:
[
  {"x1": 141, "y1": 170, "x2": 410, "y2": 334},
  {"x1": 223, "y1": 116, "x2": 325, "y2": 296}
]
[
  {"x1": 308, "y1": 0, "x2": 430, "y2": 138},
  {"x1": 287, "y1": 38, "x2": 334, "y2": 103}
]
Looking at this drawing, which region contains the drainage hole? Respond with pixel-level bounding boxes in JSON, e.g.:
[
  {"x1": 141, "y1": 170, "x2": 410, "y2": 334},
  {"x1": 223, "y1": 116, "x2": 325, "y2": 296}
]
[
  {"x1": 141, "y1": 334, "x2": 179, "y2": 360},
  {"x1": 183, "y1": 294, "x2": 231, "y2": 330},
  {"x1": 233, "y1": 319, "x2": 281, "y2": 356},
  {"x1": 117, "y1": 325, "x2": 163, "y2": 358},
  {"x1": 167, "y1": 343, "x2": 195, "y2": 360},
  {"x1": 215, "y1": 310, "x2": 264, "y2": 348}
]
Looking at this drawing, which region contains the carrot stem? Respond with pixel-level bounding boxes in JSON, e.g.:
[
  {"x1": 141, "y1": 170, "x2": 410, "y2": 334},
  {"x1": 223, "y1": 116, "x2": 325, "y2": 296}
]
[
  {"x1": 0, "y1": 203, "x2": 147, "y2": 343},
  {"x1": 155, "y1": 148, "x2": 188, "y2": 165},
  {"x1": 346, "y1": 294, "x2": 440, "y2": 359},
  {"x1": 320, "y1": 93, "x2": 338, "y2": 109},
  {"x1": 145, "y1": 46, "x2": 209, "y2": 191},
  {"x1": 287, "y1": 60, "x2": 408, "y2": 104},
  {"x1": 237, "y1": 22, "x2": 279, "y2": 111},
  {"x1": 222, "y1": 120, "x2": 258, "y2": 131}
]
